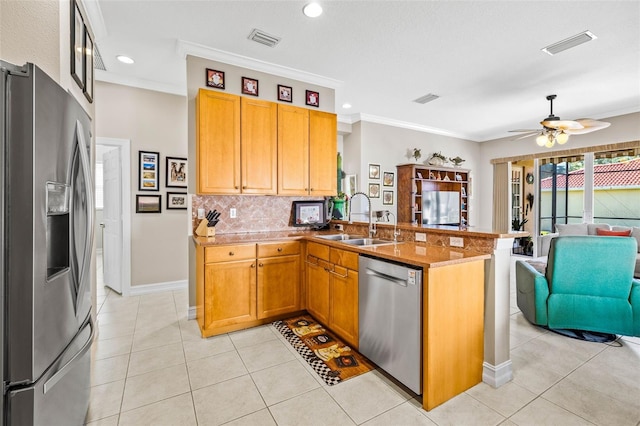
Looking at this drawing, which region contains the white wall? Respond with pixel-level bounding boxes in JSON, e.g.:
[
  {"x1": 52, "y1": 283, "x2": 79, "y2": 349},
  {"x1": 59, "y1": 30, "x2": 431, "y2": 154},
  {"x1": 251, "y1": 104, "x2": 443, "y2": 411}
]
[
  {"x1": 95, "y1": 81, "x2": 188, "y2": 287},
  {"x1": 476, "y1": 112, "x2": 640, "y2": 229},
  {"x1": 343, "y1": 120, "x2": 481, "y2": 225}
]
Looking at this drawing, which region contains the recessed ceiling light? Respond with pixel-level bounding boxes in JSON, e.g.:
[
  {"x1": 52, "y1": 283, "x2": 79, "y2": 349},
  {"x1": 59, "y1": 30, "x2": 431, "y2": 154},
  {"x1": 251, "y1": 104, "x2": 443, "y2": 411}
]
[
  {"x1": 303, "y1": 2, "x2": 323, "y2": 18},
  {"x1": 116, "y1": 55, "x2": 135, "y2": 64},
  {"x1": 342, "y1": 103, "x2": 352, "y2": 109}
]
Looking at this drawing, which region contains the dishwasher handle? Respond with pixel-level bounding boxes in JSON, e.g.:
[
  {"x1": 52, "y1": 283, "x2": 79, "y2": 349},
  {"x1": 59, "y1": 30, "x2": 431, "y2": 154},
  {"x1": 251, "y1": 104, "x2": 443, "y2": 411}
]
[{"x1": 365, "y1": 268, "x2": 408, "y2": 286}]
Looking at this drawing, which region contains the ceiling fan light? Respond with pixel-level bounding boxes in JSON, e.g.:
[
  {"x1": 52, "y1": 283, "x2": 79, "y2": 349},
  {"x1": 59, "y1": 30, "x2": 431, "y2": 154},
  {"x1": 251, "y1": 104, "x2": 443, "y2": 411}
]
[
  {"x1": 556, "y1": 131, "x2": 569, "y2": 145},
  {"x1": 536, "y1": 133, "x2": 547, "y2": 147},
  {"x1": 545, "y1": 136, "x2": 555, "y2": 148}
]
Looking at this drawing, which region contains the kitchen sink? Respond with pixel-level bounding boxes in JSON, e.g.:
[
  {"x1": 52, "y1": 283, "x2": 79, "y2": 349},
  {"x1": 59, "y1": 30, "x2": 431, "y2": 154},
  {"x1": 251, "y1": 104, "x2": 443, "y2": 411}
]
[
  {"x1": 316, "y1": 234, "x2": 362, "y2": 241},
  {"x1": 338, "y1": 238, "x2": 395, "y2": 246}
]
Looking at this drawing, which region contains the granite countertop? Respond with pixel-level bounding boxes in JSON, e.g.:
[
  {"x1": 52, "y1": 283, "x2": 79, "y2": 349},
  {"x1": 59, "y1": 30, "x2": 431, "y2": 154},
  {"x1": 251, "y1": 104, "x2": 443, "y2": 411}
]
[{"x1": 193, "y1": 230, "x2": 490, "y2": 268}]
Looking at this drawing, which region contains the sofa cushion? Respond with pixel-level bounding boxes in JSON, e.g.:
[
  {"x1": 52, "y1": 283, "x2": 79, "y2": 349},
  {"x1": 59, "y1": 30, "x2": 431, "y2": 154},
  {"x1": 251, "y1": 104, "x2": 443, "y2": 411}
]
[
  {"x1": 556, "y1": 223, "x2": 588, "y2": 236},
  {"x1": 596, "y1": 228, "x2": 632, "y2": 237},
  {"x1": 587, "y1": 223, "x2": 611, "y2": 235}
]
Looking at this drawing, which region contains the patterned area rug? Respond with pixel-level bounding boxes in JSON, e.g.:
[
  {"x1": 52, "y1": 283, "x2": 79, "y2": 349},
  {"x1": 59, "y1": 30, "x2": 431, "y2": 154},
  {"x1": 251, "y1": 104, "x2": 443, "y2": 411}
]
[{"x1": 273, "y1": 315, "x2": 375, "y2": 386}]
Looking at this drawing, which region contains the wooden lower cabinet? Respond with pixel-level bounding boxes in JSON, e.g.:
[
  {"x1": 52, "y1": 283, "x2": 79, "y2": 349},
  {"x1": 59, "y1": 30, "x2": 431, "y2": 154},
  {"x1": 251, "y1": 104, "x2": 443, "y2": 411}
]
[
  {"x1": 257, "y1": 254, "x2": 301, "y2": 319},
  {"x1": 306, "y1": 242, "x2": 359, "y2": 348},
  {"x1": 204, "y1": 260, "x2": 256, "y2": 330},
  {"x1": 197, "y1": 241, "x2": 301, "y2": 337}
]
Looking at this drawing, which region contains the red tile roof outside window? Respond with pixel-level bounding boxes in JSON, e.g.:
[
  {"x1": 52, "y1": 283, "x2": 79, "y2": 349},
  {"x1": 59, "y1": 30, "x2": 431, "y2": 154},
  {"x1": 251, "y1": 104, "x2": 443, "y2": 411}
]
[{"x1": 540, "y1": 158, "x2": 640, "y2": 189}]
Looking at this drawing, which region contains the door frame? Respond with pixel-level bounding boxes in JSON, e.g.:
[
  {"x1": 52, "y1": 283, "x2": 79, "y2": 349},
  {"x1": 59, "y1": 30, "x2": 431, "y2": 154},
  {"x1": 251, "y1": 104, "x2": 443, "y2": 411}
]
[{"x1": 96, "y1": 137, "x2": 132, "y2": 296}]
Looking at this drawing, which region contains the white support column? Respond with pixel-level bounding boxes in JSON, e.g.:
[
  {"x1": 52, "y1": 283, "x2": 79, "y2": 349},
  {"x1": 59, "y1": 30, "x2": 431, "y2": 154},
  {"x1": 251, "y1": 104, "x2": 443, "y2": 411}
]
[
  {"x1": 583, "y1": 153, "x2": 595, "y2": 223},
  {"x1": 482, "y1": 237, "x2": 514, "y2": 387}
]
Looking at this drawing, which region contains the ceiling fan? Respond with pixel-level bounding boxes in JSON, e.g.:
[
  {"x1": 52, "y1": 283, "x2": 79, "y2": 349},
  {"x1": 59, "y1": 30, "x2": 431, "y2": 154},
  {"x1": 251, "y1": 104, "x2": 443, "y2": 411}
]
[{"x1": 510, "y1": 94, "x2": 611, "y2": 148}]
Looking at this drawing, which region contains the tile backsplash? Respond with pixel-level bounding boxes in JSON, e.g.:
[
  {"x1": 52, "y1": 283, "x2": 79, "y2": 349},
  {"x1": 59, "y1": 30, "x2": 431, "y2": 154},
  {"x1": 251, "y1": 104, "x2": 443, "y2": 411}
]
[{"x1": 192, "y1": 195, "x2": 326, "y2": 234}]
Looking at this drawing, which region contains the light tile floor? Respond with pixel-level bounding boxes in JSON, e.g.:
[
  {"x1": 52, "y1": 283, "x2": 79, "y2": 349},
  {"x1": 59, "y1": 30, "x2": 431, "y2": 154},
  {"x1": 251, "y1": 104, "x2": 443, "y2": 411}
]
[{"x1": 88, "y1": 255, "x2": 640, "y2": 425}]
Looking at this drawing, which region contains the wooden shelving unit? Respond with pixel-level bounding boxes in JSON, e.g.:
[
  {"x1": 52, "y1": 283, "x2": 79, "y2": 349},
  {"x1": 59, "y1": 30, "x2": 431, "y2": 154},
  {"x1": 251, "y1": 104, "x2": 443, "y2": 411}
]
[{"x1": 397, "y1": 163, "x2": 470, "y2": 226}]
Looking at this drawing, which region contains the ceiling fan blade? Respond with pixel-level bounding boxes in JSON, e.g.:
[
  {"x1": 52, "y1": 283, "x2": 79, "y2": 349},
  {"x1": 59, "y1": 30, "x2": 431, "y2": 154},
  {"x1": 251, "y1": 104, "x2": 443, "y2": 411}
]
[
  {"x1": 509, "y1": 129, "x2": 540, "y2": 133},
  {"x1": 511, "y1": 132, "x2": 538, "y2": 141},
  {"x1": 565, "y1": 119, "x2": 611, "y2": 134},
  {"x1": 540, "y1": 119, "x2": 584, "y2": 130}
]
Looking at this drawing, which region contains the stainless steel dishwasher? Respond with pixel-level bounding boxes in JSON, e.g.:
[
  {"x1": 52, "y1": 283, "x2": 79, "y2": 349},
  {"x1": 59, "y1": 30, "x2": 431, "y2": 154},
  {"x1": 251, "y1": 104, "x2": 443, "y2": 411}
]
[{"x1": 359, "y1": 255, "x2": 423, "y2": 394}]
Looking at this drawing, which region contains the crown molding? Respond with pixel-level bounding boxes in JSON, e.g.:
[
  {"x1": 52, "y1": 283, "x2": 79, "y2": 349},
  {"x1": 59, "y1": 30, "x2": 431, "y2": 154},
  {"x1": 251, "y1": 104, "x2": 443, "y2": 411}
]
[
  {"x1": 95, "y1": 70, "x2": 186, "y2": 96},
  {"x1": 176, "y1": 39, "x2": 343, "y2": 89},
  {"x1": 346, "y1": 113, "x2": 478, "y2": 141}
]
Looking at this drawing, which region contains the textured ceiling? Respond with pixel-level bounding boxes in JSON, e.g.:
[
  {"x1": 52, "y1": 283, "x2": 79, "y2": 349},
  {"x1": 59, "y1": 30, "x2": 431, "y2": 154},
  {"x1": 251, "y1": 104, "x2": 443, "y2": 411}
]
[{"x1": 87, "y1": 0, "x2": 640, "y2": 141}]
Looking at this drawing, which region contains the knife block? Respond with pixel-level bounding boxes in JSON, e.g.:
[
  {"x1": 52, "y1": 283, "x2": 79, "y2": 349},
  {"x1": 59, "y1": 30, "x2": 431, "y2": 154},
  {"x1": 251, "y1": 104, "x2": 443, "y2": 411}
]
[{"x1": 195, "y1": 219, "x2": 215, "y2": 237}]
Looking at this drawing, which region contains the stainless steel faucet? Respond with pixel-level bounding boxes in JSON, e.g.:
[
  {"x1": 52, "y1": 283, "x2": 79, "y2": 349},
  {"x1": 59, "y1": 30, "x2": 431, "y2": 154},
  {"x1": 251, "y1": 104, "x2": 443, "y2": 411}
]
[
  {"x1": 348, "y1": 191, "x2": 376, "y2": 238},
  {"x1": 388, "y1": 212, "x2": 400, "y2": 242}
]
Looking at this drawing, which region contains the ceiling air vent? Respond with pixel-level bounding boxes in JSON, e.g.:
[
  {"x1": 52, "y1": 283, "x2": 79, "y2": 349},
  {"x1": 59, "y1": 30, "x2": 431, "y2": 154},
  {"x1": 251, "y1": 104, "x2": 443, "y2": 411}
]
[
  {"x1": 541, "y1": 30, "x2": 597, "y2": 56},
  {"x1": 413, "y1": 93, "x2": 440, "y2": 104},
  {"x1": 248, "y1": 29, "x2": 281, "y2": 48},
  {"x1": 94, "y1": 45, "x2": 106, "y2": 71}
]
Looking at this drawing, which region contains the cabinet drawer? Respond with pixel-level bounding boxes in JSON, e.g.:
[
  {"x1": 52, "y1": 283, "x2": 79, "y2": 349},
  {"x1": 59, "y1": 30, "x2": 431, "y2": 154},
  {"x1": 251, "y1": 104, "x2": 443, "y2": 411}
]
[
  {"x1": 258, "y1": 241, "x2": 300, "y2": 258},
  {"x1": 330, "y1": 248, "x2": 359, "y2": 271},
  {"x1": 205, "y1": 244, "x2": 256, "y2": 263},
  {"x1": 307, "y1": 242, "x2": 330, "y2": 261}
]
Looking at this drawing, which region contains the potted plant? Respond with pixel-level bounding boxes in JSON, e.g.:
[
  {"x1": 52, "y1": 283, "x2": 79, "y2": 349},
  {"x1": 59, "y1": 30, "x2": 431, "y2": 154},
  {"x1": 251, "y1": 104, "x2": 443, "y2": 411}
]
[{"x1": 428, "y1": 151, "x2": 447, "y2": 166}]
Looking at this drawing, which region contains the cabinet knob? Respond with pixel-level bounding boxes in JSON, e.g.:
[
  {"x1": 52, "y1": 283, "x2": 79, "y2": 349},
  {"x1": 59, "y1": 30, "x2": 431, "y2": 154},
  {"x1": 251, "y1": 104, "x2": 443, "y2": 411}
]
[
  {"x1": 251, "y1": 263, "x2": 256, "y2": 268},
  {"x1": 234, "y1": 186, "x2": 239, "y2": 189},
  {"x1": 310, "y1": 188, "x2": 314, "y2": 191},
  {"x1": 229, "y1": 251, "x2": 234, "y2": 256},
  {"x1": 277, "y1": 247, "x2": 283, "y2": 252},
  {"x1": 259, "y1": 263, "x2": 264, "y2": 267}
]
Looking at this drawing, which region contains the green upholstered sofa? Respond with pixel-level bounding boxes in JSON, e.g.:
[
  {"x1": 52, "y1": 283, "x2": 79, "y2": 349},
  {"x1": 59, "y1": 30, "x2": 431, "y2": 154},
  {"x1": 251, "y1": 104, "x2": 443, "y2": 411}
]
[{"x1": 516, "y1": 236, "x2": 640, "y2": 337}]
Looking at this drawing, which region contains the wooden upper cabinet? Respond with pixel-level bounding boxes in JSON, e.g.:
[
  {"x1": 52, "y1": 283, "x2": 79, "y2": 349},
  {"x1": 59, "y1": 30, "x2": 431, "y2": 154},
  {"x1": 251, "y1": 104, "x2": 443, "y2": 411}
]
[
  {"x1": 241, "y1": 97, "x2": 277, "y2": 195},
  {"x1": 196, "y1": 89, "x2": 241, "y2": 194},
  {"x1": 278, "y1": 104, "x2": 309, "y2": 195},
  {"x1": 309, "y1": 110, "x2": 337, "y2": 196}
]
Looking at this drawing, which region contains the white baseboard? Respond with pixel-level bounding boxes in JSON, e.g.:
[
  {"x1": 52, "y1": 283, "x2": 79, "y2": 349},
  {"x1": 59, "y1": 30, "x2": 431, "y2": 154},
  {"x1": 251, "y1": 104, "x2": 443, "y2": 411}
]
[
  {"x1": 482, "y1": 360, "x2": 513, "y2": 388},
  {"x1": 128, "y1": 279, "x2": 188, "y2": 296},
  {"x1": 188, "y1": 306, "x2": 196, "y2": 320}
]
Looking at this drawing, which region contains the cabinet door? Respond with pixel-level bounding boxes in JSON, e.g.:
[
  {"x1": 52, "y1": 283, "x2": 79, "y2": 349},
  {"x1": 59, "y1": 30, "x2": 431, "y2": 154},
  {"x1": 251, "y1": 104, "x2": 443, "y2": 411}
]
[
  {"x1": 241, "y1": 98, "x2": 277, "y2": 194},
  {"x1": 330, "y1": 267, "x2": 359, "y2": 348},
  {"x1": 278, "y1": 104, "x2": 309, "y2": 195},
  {"x1": 203, "y1": 260, "x2": 256, "y2": 330},
  {"x1": 306, "y1": 258, "x2": 330, "y2": 325},
  {"x1": 309, "y1": 111, "x2": 337, "y2": 196},
  {"x1": 257, "y1": 254, "x2": 301, "y2": 319},
  {"x1": 196, "y1": 89, "x2": 241, "y2": 194}
]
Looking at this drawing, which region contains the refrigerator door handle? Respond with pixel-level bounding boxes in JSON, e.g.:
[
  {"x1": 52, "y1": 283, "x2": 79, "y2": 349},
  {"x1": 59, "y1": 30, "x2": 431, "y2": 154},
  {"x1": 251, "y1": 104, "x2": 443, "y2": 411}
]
[
  {"x1": 74, "y1": 120, "x2": 94, "y2": 308},
  {"x1": 43, "y1": 316, "x2": 94, "y2": 394}
]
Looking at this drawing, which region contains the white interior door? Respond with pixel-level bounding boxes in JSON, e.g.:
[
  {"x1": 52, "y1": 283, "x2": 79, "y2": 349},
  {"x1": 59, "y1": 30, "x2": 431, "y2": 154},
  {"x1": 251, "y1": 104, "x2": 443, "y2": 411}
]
[{"x1": 102, "y1": 147, "x2": 123, "y2": 293}]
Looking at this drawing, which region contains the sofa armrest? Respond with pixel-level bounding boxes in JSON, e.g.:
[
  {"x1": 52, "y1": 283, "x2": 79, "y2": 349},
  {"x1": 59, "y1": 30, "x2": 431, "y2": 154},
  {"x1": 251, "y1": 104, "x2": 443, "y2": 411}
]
[
  {"x1": 516, "y1": 260, "x2": 550, "y2": 325},
  {"x1": 631, "y1": 279, "x2": 640, "y2": 337},
  {"x1": 537, "y1": 233, "x2": 558, "y2": 257}
]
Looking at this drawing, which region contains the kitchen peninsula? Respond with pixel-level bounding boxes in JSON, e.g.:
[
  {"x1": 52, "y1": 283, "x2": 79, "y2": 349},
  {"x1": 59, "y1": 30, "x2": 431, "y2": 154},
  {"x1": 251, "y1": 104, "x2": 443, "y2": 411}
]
[{"x1": 193, "y1": 222, "x2": 521, "y2": 410}]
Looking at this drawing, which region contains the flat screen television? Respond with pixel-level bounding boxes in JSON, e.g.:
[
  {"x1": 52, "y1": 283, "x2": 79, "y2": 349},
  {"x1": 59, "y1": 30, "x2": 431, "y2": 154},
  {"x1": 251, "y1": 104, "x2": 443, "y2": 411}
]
[
  {"x1": 292, "y1": 200, "x2": 329, "y2": 227},
  {"x1": 422, "y1": 190, "x2": 460, "y2": 225}
]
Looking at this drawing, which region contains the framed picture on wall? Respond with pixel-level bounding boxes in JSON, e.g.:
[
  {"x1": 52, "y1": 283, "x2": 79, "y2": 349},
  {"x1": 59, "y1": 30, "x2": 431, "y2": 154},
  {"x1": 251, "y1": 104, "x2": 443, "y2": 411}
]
[
  {"x1": 368, "y1": 164, "x2": 380, "y2": 179},
  {"x1": 70, "y1": 0, "x2": 84, "y2": 90},
  {"x1": 166, "y1": 156, "x2": 187, "y2": 188},
  {"x1": 278, "y1": 85, "x2": 292, "y2": 102},
  {"x1": 383, "y1": 172, "x2": 394, "y2": 186},
  {"x1": 369, "y1": 183, "x2": 380, "y2": 198},
  {"x1": 305, "y1": 90, "x2": 319, "y2": 107},
  {"x1": 166, "y1": 192, "x2": 187, "y2": 210},
  {"x1": 83, "y1": 27, "x2": 94, "y2": 103},
  {"x1": 136, "y1": 195, "x2": 161, "y2": 213},
  {"x1": 242, "y1": 77, "x2": 259, "y2": 96},
  {"x1": 206, "y1": 68, "x2": 225, "y2": 89},
  {"x1": 138, "y1": 151, "x2": 160, "y2": 191},
  {"x1": 383, "y1": 190, "x2": 394, "y2": 205}
]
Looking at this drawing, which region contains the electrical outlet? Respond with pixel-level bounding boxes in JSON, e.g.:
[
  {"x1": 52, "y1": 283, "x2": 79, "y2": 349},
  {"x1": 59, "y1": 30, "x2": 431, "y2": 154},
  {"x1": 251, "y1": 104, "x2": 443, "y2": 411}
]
[
  {"x1": 415, "y1": 232, "x2": 427, "y2": 242},
  {"x1": 197, "y1": 208, "x2": 205, "y2": 219},
  {"x1": 334, "y1": 224, "x2": 344, "y2": 231},
  {"x1": 450, "y1": 237, "x2": 464, "y2": 247},
  {"x1": 230, "y1": 208, "x2": 237, "y2": 218}
]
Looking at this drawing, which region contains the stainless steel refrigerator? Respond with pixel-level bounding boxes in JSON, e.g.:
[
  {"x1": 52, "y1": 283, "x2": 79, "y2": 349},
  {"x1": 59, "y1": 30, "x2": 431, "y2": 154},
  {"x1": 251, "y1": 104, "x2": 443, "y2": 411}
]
[{"x1": 1, "y1": 61, "x2": 94, "y2": 425}]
